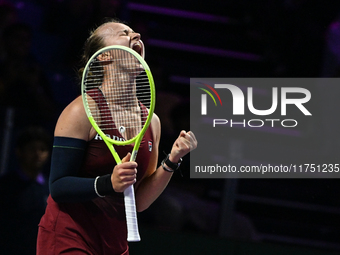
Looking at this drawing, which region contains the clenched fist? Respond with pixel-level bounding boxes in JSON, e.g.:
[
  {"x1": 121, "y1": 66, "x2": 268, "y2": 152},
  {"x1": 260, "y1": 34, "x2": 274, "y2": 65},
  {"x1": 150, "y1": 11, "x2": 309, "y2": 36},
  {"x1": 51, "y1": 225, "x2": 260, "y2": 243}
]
[{"x1": 169, "y1": 130, "x2": 197, "y2": 163}]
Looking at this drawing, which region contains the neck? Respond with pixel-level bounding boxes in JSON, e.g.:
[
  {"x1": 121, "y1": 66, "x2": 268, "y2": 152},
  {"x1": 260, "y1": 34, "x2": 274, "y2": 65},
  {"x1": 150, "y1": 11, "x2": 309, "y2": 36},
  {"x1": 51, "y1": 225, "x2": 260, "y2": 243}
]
[{"x1": 101, "y1": 73, "x2": 138, "y2": 107}]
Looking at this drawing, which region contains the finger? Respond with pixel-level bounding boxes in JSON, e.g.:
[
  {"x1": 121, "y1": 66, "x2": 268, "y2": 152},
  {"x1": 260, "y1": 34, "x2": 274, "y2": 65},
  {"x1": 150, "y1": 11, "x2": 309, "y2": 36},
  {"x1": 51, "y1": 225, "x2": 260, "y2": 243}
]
[
  {"x1": 122, "y1": 170, "x2": 137, "y2": 183},
  {"x1": 187, "y1": 131, "x2": 196, "y2": 141},
  {"x1": 179, "y1": 133, "x2": 193, "y2": 145},
  {"x1": 176, "y1": 137, "x2": 191, "y2": 151},
  {"x1": 180, "y1": 130, "x2": 187, "y2": 137},
  {"x1": 178, "y1": 133, "x2": 197, "y2": 151},
  {"x1": 123, "y1": 179, "x2": 137, "y2": 189},
  {"x1": 184, "y1": 131, "x2": 197, "y2": 147},
  {"x1": 121, "y1": 174, "x2": 137, "y2": 182},
  {"x1": 181, "y1": 130, "x2": 195, "y2": 142},
  {"x1": 121, "y1": 152, "x2": 131, "y2": 163},
  {"x1": 119, "y1": 167, "x2": 137, "y2": 176}
]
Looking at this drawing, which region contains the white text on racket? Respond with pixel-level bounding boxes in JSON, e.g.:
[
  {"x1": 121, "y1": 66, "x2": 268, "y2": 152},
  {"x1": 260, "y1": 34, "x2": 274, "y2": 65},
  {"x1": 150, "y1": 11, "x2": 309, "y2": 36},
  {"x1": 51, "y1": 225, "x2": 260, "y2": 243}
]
[{"x1": 94, "y1": 133, "x2": 126, "y2": 142}]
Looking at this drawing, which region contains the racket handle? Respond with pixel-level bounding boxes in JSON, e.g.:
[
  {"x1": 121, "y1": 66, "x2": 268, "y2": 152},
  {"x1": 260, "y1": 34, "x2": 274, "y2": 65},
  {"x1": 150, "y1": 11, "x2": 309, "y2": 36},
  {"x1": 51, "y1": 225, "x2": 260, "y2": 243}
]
[{"x1": 124, "y1": 185, "x2": 141, "y2": 242}]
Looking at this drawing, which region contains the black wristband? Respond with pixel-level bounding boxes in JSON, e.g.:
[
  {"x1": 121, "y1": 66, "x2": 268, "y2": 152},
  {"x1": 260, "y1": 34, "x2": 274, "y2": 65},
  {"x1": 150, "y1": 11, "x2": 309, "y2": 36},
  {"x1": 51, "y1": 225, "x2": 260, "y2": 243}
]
[
  {"x1": 96, "y1": 174, "x2": 116, "y2": 196},
  {"x1": 162, "y1": 153, "x2": 182, "y2": 171}
]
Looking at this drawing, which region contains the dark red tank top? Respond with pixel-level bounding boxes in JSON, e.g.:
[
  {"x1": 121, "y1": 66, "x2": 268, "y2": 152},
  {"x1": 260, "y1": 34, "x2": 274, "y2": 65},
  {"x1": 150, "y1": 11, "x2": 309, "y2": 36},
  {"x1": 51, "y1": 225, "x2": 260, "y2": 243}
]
[
  {"x1": 81, "y1": 88, "x2": 153, "y2": 182},
  {"x1": 39, "y1": 91, "x2": 154, "y2": 255}
]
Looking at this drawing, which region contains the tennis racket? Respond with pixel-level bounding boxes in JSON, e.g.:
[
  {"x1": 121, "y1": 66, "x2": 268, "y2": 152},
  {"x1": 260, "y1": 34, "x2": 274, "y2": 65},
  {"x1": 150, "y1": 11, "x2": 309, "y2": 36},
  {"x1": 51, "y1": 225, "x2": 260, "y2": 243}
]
[{"x1": 81, "y1": 45, "x2": 155, "y2": 242}]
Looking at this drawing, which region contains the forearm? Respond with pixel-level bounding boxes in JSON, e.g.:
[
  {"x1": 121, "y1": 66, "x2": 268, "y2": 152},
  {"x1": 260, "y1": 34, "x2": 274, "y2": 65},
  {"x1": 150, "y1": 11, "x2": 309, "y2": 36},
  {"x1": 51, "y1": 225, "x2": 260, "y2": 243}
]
[
  {"x1": 51, "y1": 174, "x2": 115, "y2": 202},
  {"x1": 49, "y1": 137, "x2": 103, "y2": 203},
  {"x1": 134, "y1": 130, "x2": 197, "y2": 212},
  {"x1": 50, "y1": 176, "x2": 98, "y2": 202},
  {"x1": 135, "y1": 165, "x2": 173, "y2": 212}
]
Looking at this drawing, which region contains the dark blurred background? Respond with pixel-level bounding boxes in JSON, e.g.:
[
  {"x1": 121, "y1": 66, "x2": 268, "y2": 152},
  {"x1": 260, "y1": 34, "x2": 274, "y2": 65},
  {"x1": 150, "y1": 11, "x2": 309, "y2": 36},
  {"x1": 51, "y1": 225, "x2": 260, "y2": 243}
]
[{"x1": 1, "y1": 0, "x2": 340, "y2": 254}]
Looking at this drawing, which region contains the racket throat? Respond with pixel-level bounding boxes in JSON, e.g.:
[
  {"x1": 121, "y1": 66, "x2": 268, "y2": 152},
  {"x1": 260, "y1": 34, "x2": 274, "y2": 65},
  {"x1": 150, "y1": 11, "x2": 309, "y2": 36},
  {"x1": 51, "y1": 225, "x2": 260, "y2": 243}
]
[{"x1": 130, "y1": 150, "x2": 138, "y2": 162}]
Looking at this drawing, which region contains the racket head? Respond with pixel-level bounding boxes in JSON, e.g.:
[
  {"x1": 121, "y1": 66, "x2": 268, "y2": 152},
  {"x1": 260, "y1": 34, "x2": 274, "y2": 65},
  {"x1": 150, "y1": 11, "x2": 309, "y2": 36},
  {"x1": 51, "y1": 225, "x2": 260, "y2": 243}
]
[{"x1": 81, "y1": 45, "x2": 155, "y2": 146}]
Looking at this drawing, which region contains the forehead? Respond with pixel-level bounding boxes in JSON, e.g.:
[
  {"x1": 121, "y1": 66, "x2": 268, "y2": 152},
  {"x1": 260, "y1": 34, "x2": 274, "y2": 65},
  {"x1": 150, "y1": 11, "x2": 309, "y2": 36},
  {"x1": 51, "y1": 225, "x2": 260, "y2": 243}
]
[{"x1": 97, "y1": 22, "x2": 132, "y2": 37}]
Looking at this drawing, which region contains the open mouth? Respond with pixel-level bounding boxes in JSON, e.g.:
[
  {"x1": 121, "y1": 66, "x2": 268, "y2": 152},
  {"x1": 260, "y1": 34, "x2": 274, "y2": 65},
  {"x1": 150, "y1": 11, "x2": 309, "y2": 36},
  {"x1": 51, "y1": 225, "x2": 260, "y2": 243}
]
[{"x1": 132, "y1": 41, "x2": 144, "y2": 58}]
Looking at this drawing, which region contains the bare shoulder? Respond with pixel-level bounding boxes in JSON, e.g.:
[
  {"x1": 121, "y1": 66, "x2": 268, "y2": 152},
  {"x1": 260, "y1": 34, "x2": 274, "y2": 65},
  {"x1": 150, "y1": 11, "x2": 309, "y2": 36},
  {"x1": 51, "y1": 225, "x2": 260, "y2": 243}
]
[
  {"x1": 55, "y1": 96, "x2": 93, "y2": 141},
  {"x1": 150, "y1": 113, "x2": 161, "y2": 143}
]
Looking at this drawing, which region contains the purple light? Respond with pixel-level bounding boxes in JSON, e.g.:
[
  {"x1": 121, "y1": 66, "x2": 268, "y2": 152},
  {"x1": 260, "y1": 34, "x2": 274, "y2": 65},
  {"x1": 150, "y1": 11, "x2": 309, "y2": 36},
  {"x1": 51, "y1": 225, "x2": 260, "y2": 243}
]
[
  {"x1": 128, "y1": 2, "x2": 230, "y2": 24},
  {"x1": 147, "y1": 39, "x2": 263, "y2": 62},
  {"x1": 15, "y1": 2, "x2": 25, "y2": 9}
]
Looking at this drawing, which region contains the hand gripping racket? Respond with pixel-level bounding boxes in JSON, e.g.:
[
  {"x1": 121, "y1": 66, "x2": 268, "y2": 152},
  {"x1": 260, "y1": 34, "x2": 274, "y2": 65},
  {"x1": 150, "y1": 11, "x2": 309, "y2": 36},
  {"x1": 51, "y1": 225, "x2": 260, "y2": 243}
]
[{"x1": 81, "y1": 45, "x2": 155, "y2": 242}]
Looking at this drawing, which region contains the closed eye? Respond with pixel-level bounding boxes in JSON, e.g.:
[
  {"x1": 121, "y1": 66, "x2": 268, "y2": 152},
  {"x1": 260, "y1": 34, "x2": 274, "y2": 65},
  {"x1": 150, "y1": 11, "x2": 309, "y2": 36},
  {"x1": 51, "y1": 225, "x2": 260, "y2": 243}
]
[{"x1": 121, "y1": 29, "x2": 135, "y2": 36}]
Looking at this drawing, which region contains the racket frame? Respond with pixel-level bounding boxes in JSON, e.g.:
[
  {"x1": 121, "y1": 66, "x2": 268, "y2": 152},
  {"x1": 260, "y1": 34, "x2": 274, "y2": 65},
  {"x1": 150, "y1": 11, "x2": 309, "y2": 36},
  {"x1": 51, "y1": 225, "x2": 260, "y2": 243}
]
[{"x1": 81, "y1": 45, "x2": 156, "y2": 241}]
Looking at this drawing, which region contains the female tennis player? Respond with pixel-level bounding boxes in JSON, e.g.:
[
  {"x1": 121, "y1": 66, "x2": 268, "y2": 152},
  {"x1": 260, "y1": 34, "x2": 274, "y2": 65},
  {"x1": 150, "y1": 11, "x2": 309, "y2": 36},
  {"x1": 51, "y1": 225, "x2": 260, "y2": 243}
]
[{"x1": 36, "y1": 19, "x2": 197, "y2": 255}]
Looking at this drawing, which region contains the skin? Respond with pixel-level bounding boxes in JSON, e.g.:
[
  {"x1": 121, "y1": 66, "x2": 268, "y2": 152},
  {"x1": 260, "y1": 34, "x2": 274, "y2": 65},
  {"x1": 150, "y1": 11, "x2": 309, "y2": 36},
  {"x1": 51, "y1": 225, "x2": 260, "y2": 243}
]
[{"x1": 54, "y1": 22, "x2": 197, "y2": 212}]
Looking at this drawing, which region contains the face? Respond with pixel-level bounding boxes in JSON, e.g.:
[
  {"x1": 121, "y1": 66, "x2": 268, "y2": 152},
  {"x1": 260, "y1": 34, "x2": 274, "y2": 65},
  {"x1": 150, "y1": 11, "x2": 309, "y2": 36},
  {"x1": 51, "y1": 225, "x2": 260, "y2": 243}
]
[{"x1": 97, "y1": 22, "x2": 144, "y2": 57}]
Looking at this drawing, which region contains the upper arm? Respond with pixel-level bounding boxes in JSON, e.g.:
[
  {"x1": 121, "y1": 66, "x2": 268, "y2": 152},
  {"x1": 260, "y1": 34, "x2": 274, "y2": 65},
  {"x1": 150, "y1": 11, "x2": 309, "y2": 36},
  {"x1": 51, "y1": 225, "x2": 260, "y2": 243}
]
[
  {"x1": 135, "y1": 113, "x2": 160, "y2": 186},
  {"x1": 49, "y1": 97, "x2": 98, "y2": 202},
  {"x1": 55, "y1": 96, "x2": 94, "y2": 141},
  {"x1": 150, "y1": 113, "x2": 161, "y2": 149}
]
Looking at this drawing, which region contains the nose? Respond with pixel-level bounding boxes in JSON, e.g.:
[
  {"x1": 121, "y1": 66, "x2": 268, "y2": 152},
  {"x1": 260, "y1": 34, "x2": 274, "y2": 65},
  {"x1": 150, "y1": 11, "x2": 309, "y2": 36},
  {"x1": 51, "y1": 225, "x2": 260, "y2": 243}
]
[{"x1": 131, "y1": 32, "x2": 141, "y2": 41}]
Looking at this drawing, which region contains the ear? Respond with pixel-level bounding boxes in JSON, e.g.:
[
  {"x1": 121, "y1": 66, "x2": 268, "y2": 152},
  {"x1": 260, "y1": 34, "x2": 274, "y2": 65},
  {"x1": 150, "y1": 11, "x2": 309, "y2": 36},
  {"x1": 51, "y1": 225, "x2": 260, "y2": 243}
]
[{"x1": 97, "y1": 51, "x2": 113, "y2": 62}]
